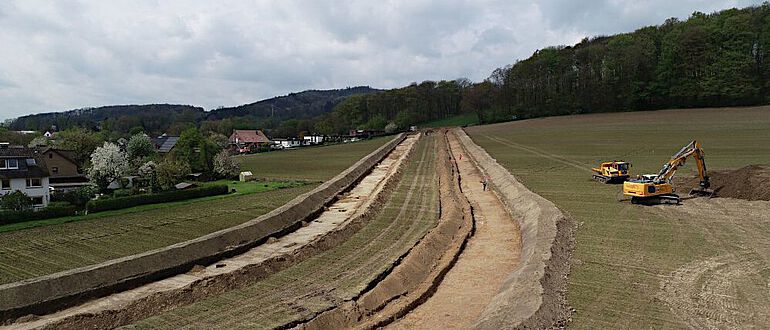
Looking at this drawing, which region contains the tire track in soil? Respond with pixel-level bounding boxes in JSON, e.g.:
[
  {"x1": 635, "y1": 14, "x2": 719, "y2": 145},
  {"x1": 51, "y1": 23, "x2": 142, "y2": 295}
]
[
  {"x1": 652, "y1": 198, "x2": 770, "y2": 329},
  {"x1": 482, "y1": 135, "x2": 591, "y2": 171},
  {"x1": 126, "y1": 135, "x2": 441, "y2": 329}
]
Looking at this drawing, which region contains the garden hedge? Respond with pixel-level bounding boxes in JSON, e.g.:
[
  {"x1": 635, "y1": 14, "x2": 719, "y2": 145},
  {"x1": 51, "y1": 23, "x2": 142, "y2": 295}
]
[{"x1": 86, "y1": 185, "x2": 229, "y2": 213}]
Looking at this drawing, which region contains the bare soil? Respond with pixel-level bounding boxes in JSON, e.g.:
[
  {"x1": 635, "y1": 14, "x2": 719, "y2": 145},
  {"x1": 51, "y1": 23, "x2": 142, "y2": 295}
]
[
  {"x1": 674, "y1": 164, "x2": 770, "y2": 201},
  {"x1": 387, "y1": 130, "x2": 522, "y2": 329},
  {"x1": 652, "y1": 197, "x2": 770, "y2": 329}
]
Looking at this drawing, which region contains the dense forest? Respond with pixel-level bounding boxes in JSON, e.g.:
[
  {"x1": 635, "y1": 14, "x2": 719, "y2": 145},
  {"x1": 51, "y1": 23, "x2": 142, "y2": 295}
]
[
  {"x1": 318, "y1": 3, "x2": 770, "y2": 129},
  {"x1": 4, "y1": 4, "x2": 769, "y2": 139}
]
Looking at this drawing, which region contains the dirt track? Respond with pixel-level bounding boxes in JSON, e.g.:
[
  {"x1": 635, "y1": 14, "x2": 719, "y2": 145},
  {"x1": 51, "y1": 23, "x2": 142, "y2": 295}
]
[
  {"x1": 388, "y1": 130, "x2": 522, "y2": 329},
  {"x1": 652, "y1": 197, "x2": 770, "y2": 329}
]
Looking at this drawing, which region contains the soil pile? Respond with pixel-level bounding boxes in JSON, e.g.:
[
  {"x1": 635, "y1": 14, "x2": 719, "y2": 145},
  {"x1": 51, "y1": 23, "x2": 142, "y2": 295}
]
[{"x1": 675, "y1": 164, "x2": 770, "y2": 201}]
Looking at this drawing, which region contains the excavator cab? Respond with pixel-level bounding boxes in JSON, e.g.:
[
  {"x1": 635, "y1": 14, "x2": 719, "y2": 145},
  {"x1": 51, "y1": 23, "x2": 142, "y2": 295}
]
[{"x1": 592, "y1": 161, "x2": 631, "y2": 183}]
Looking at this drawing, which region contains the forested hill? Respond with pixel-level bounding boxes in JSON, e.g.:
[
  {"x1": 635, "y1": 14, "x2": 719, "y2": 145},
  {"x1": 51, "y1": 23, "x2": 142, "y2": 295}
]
[
  {"x1": 10, "y1": 104, "x2": 205, "y2": 136},
  {"x1": 317, "y1": 3, "x2": 770, "y2": 132},
  {"x1": 8, "y1": 87, "x2": 379, "y2": 137},
  {"x1": 475, "y1": 4, "x2": 770, "y2": 121},
  {"x1": 206, "y1": 86, "x2": 379, "y2": 121}
]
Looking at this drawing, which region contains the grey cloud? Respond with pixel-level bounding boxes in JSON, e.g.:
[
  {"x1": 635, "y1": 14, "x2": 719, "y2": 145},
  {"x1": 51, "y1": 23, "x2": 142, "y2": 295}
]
[{"x1": 0, "y1": 0, "x2": 765, "y2": 120}]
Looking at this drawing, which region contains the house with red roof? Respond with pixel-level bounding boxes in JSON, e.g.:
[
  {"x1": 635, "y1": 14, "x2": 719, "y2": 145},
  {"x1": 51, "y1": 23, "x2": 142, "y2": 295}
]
[{"x1": 229, "y1": 130, "x2": 270, "y2": 153}]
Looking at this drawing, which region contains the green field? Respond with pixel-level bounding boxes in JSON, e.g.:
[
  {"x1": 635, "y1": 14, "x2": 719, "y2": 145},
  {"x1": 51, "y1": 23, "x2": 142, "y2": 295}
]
[
  {"x1": 238, "y1": 137, "x2": 391, "y2": 181},
  {"x1": 129, "y1": 134, "x2": 440, "y2": 329},
  {"x1": 466, "y1": 106, "x2": 770, "y2": 329},
  {"x1": 0, "y1": 137, "x2": 392, "y2": 285},
  {"x1": 0, "y1": 185, "x2": 315, "y2": 285}
]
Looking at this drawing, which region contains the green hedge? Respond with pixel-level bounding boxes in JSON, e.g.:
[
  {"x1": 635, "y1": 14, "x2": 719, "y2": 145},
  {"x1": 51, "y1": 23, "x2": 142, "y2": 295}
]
[
  {"x1": 86, "y1": 185, "x2": 229, "y2": 213},
  {"x1": 0, "y1": 205, "x2": 79, "y2": 225}
]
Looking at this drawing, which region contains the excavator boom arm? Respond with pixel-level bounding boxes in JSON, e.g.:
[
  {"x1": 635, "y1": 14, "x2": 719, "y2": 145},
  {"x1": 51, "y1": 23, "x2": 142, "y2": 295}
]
[{"x1": 653, "y1": 141, "x2": 709, "y2": 184}]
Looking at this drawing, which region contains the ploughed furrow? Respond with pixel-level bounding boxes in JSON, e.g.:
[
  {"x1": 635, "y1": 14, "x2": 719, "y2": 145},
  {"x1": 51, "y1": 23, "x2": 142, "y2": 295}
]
[{"x1": 124, "y1": 135, "x2": 440, "y2": 329}]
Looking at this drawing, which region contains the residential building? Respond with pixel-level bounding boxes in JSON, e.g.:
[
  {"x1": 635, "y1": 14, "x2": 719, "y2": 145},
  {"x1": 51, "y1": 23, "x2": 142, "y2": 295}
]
[
  {"x1": 152, "y1": 134, "x2": 180, "y2": 154},
  {"x1": 273, "y1": 138, "x2": 303, "y2": 149},
  {"x1": 230, "y1": 130, "x2": 270, "y2": 153},
  {"x1": 40, "y1": 147, "x2": 89, "y2": 193},
  {"x1": 0, "y1": 143, "x2": 50, "y2": 209},
  {"x1": 303, "y1": 135, "x2": 325, "y2": 145}
]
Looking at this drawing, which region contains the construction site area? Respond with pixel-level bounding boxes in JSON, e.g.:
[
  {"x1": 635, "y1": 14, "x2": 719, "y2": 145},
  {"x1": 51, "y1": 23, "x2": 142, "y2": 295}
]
[{"x1": 1, "y1": 106, "x2": 769, "y2": 329}]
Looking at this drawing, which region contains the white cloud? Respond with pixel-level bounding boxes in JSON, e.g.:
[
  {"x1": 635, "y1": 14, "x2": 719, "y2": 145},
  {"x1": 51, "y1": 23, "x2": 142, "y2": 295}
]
[{"x1": 0, "y1": 0, "x2": 763, "y2": 120}]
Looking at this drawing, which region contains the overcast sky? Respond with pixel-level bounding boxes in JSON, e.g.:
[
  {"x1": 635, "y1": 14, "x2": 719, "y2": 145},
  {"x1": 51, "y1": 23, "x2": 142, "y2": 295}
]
[{"x1": 0, "y1": 0, "x2": 763, "y2": 120}]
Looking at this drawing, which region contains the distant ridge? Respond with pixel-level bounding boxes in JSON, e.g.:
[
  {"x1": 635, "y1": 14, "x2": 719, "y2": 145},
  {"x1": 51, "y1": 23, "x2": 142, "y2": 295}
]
[{"x1": 8, "y1": 86, "x2": 380, "y2": 133}]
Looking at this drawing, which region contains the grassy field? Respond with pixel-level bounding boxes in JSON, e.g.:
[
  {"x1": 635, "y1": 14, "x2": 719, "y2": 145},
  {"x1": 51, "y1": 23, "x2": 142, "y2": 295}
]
[
  {"x1": 129, "y1": 134, "x2": 441, "y2": 329},
  {"x1": 0, "y1": 185, "x2": 315, "y2": 285},
  {"x1": 466, "y1": 106, "x2": 770, "y2": 329},
  {"x1": 238, "y1": 137, "x2": 391, "y2": 181}
]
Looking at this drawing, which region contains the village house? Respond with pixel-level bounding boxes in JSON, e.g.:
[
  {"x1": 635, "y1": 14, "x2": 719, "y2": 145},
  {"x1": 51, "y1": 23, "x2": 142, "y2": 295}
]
[
  {"x1": 40, "y1": 147, "x2": 90, "y2": 193},
  {"x1": 273, "y1": 138, "x2": 303, "y2": 149},
  {"x1": 152, "y1": 134, "x2": 180, "y2": 154},
  {"x1": 230, "y1": 130, "x2": 270, "y2": 153},
  {"x1": 302, "y1": 135, "x2": 325, "y2": 145},
  {"x1": 0, "y1": 143, "x2": 50, "y2": 209}
]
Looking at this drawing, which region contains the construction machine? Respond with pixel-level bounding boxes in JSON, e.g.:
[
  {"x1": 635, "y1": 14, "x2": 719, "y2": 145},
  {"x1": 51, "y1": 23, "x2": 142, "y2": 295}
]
[
  {"x1": 592, "y1": 161, "x2": 631, "y2": 183},
  {"x1": 623, "y1": 141, "x2": 715, "y2": 205}
]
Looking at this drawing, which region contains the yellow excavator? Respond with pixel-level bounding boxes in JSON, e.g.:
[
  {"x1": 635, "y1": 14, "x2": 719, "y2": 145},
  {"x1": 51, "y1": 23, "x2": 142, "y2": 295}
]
[
  {"x1": 592, "y1": 161, "x2": 631, "y2": 183},
  {"x1": 623, "y1": 141, "x2": 715, "y2": 205}
]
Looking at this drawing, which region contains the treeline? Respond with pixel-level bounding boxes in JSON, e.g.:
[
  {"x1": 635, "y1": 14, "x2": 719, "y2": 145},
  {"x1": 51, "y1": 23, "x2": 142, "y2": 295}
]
[
  {"x1": 10, "y1": 104, "x2": 205, "y2": 137},
  {"x1": 473, "y1": 4, "x2": 770, "y2": 121},
  {"x1": 313, "y1": 80, "x2": 466, "y2": 134},
  {"x1": 8, "y1": 87, "x2": 379, "y2": 138}
]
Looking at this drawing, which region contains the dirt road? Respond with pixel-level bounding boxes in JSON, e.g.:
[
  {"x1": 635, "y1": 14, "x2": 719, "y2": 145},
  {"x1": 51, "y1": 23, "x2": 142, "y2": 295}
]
[{"x1": 389, "y1": 132, "x2": 522, "y2": 329}]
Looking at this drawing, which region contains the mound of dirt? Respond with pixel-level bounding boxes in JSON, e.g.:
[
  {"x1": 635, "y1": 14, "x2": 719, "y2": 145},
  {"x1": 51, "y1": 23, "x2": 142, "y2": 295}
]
[{"x1": 675, "y1": 164, "x2": 770, "y2": 201}]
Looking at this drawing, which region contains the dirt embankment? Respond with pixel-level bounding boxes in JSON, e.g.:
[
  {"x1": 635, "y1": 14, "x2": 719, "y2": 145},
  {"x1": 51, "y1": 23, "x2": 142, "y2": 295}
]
[
  {"x1": 296, "y1": 129, "x2": 474, "y2": 329},
  {"x1": 454, "y1": 128, "x2": 575, "y2": 329},
  {"x1": 674, "y1": 164, "x2": 770, "y2": 201}
]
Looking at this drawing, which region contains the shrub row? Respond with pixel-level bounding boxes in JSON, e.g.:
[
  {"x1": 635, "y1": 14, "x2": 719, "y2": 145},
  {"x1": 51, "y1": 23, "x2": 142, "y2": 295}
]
[
  {"x1": 0, "y1": 204, "x2": 79, "y2": 225},
  {"x1": 86, "y1": 185, "x2": 229, "y2": 213}
]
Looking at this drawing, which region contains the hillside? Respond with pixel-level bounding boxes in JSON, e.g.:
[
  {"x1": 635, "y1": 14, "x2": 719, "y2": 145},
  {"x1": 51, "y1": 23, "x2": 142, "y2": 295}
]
[
  {"x1": 206, "y1": 86, "x2": 380, "y2": 121},
  {"x1": 9, "y1": 104, "x2": 205, "y2": 136},
  {"x1": 7, "y1": 87, "x2": 379, "y2": 136}
]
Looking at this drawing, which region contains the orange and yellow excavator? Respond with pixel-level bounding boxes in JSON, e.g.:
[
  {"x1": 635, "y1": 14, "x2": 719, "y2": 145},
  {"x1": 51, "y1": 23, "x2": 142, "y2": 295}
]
[{"x1": 623, "y1": 141, "x2": 715, "y2": 205}]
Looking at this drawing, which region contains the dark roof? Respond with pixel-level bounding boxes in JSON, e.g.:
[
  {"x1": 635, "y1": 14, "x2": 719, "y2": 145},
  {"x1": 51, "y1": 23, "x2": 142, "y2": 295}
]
[
  {"x1": 0, "y1": 147, "x2": 49, "y2": 179},
  {"x1": 152, "y1": 136, "x2": 180, "y2": 153}
]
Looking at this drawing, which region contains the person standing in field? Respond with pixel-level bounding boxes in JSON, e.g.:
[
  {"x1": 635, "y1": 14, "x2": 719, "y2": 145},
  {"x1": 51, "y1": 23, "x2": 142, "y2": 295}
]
[{"x1": 481, "y1": 177, "x2": 488, "y2": 191}]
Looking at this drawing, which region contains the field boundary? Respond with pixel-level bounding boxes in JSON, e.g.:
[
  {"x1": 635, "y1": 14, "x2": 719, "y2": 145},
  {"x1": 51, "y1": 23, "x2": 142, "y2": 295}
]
[
  {"x1": 0, "y1": 134, "x2": 407, "y2": 324},
  {"x1": 454, "y1": 128, "x2": 575, "y2": 329}
]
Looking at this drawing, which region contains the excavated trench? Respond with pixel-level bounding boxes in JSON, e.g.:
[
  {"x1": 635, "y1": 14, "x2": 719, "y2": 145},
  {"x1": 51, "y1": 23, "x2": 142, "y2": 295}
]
[
  {"x1": 4, "y1": 129, "x2": 575, "y2": 329},
  {"x1": 3, "y1": 135, "x2": 420, "y2": 330}
]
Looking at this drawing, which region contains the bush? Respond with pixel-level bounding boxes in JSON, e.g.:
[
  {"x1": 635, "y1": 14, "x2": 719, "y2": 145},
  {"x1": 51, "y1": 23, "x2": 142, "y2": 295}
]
[
  {"x1": 86, "y1": 184, "x2": 229, "y2": 213},
  {"x1": 0, "y1": 204, "x2": 79, "y2": 225},
  {"x1": 1, "y1": 191, "x2": 33, "y2": 211},
  {"x1": 50, "y1": 186, "x2": 97, "y2": 208}
]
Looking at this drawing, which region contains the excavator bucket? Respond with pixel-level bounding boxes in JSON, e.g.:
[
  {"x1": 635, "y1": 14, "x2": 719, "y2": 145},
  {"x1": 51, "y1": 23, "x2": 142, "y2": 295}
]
[
  {"x1": 689, "y1": 187, "x2": 715, "y2": 198},
  {"x1": 689, "y1": 180, "x2": 715, "y2": 198}
]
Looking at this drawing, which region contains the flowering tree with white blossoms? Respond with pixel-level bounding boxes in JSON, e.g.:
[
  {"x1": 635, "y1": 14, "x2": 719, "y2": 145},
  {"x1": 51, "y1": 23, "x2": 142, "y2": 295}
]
[{"x1": 88, "y1": 142, "x2": 130, "y2": 192}]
